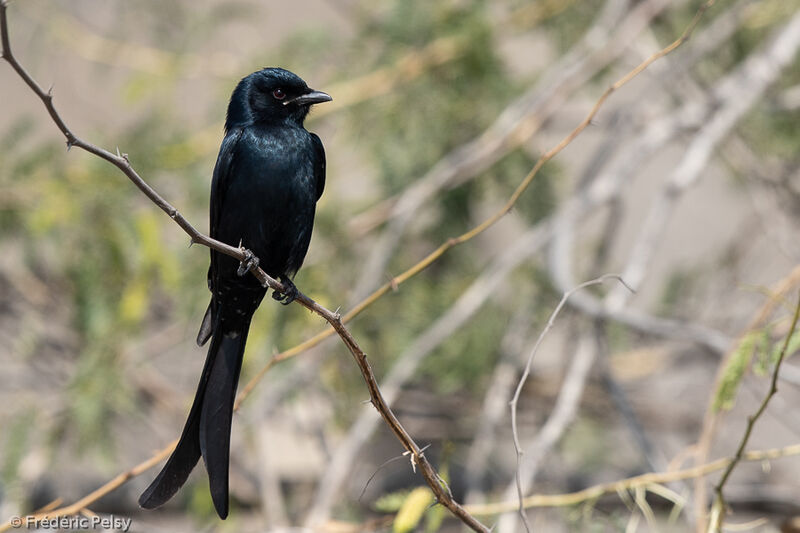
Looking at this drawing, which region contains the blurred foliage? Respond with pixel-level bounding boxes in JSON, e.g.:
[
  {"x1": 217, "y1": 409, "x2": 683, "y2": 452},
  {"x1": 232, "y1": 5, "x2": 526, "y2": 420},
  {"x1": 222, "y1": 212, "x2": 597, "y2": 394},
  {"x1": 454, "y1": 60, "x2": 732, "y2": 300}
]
[
  {"x1": 391, "y1": 487, "x2": 433, "y2": 533},
  {"x1": 659, "y1": 267, "x2": 701, "y2": 319},
  {"x1": 713, "y1": 330, "x2": 760, "y2": 412},
  {"x1": 715, "y1": 317, "x2": 800, "y2": 413},
  {"x1": 1, "y1": 412, "x2": 34, "y2": 492},
  {"x1": 347, "y1": 2, "x2": 516, "y2": 193},
  {"x1": 539, "y1": 0, "x2": 605, "y2": 52},
  {"x1": 0, "y1": 108, "x2": 209, "y2": 451}
]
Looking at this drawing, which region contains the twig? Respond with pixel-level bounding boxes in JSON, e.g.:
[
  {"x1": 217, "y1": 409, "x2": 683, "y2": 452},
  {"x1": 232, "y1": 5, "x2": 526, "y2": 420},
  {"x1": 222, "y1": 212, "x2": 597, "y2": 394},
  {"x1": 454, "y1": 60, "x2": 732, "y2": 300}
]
[
  {"x1": 0, "y1": 4, "x2": 488, "y2": 531},
  {"x1": 0, "y1": 442, "x2": 175, "y2": 533},
  {"x1": 357, "y1": 444, "x2": 432, "y2": 502},
  {"x1": 463, "y1": 443, "x2": 800, "y2": 516},
  {"x1": 507, "y1": 275, "x2": 630, "y2": 532},
  {"x1": 706, "y1": 291, "x2": 800, "y2": 533}
]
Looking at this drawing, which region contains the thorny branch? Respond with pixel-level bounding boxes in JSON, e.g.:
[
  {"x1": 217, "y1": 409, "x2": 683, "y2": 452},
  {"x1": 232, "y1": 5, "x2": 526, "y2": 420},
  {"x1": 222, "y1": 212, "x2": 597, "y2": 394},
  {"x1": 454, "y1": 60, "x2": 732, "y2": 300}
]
[{"x1": 0, "y1": 3, "x2": 488, "y2": 531}]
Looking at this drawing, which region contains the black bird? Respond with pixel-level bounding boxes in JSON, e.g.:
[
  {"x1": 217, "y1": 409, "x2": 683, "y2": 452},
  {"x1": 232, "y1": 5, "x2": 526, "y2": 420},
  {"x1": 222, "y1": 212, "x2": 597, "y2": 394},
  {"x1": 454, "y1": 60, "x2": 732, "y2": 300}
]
[{"x1": 139, "y1": 68, "x2": 331, "y2": 518}]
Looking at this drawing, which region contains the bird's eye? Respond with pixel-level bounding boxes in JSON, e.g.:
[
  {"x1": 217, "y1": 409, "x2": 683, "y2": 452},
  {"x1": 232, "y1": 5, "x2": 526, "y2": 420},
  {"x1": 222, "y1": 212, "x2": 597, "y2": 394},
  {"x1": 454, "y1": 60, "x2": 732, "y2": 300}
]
[{"x1": 272, "y1": 88, "x2": 286, "y2": 100}]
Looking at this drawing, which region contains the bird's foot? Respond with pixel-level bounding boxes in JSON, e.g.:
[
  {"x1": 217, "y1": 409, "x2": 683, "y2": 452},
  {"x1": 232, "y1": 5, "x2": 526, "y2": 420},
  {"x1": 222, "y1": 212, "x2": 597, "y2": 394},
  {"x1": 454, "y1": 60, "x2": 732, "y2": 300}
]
[
  {"x1": 237, "y1": 248, "x2": 259, "y2": 277},
  {"x1": 272, "y1": 276, "x2": 299, "y2": 305}
]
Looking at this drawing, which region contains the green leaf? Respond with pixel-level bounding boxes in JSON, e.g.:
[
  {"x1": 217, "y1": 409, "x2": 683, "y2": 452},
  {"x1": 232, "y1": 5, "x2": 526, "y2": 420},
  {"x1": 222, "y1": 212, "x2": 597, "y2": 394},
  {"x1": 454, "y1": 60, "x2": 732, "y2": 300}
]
[
  {"x1": 753, "y1": 327, "x2": 773, "y2": 376},
  {"x1": 394, "y1": 487, "x2": 434, "y2": 533},
  {"x1": 770, "y1": 328, "x2": 800, "y2": 366},
  {"x1": 713, "y1": 331, "x2": 759, "y2": 412}
]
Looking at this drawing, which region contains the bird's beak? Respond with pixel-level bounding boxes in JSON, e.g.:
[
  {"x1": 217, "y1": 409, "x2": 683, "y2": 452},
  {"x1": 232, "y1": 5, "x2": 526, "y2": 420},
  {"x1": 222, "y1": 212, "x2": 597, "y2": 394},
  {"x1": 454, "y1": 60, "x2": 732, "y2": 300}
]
[{"x1": 284, "y1": 90, "x2": 332, "y2": 106}]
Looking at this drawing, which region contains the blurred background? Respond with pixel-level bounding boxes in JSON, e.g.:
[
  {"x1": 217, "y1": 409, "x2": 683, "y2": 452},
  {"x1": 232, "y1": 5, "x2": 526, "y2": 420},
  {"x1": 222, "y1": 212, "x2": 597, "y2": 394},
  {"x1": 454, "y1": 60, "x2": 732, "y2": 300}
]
[{"x1": 2, "y1": 0, "x2": 800, "y2": 531}]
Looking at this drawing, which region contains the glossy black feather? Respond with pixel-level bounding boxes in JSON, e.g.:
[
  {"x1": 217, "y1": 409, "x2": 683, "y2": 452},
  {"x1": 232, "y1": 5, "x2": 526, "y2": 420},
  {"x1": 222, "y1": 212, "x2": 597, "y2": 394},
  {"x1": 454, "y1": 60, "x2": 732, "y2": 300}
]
[{"x1": 139, "y1": 68, "x2": 329, "y2": 518}]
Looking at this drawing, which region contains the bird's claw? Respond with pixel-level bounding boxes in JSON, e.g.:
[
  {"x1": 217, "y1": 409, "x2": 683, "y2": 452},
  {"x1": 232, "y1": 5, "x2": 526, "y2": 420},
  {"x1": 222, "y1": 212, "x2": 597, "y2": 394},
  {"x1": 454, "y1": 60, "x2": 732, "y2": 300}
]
[
  {"x1": 237, "y1": 249, "x2": 259, "y2": 277},
  {"x1": 272, "y1": 276, "x2": 299, "y2": 305}
]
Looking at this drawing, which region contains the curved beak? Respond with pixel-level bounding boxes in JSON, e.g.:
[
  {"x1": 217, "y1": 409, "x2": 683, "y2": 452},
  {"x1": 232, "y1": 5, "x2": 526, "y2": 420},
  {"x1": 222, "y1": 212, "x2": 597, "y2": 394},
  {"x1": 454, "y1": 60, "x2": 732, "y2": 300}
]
[{"x1": 284, "y1": 89, "x2": 332, "y2": 106}]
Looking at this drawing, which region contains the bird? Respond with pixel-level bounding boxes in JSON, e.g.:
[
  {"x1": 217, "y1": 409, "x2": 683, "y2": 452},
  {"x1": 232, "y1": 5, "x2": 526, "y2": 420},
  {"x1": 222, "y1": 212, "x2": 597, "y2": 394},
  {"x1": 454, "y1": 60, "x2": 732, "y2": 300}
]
[{"x1": 138, "y1": 67, "x2": 331, "y2": 519}]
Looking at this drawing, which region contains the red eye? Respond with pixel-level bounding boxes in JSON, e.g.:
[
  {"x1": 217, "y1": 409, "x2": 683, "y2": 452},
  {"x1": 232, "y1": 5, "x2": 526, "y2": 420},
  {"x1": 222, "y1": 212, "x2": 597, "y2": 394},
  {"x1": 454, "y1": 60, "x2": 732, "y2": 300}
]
[{"x1": 272, "y1": 88, "x2": 286, "y2": 100}]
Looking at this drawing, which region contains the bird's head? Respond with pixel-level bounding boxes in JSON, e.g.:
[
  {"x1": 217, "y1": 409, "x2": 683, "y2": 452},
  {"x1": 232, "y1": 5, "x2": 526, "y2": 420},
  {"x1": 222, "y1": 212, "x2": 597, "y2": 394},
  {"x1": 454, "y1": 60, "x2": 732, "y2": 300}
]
[{"x1": 225, "y1": 67, "x2": 332, "y2": 130}]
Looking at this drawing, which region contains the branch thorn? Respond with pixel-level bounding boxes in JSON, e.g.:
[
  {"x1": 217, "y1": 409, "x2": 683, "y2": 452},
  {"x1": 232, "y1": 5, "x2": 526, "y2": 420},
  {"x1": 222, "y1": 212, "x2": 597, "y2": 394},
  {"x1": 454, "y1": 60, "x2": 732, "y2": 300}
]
[{"x1": 401, "y1": 450, "x2": 418, "y2": 473}]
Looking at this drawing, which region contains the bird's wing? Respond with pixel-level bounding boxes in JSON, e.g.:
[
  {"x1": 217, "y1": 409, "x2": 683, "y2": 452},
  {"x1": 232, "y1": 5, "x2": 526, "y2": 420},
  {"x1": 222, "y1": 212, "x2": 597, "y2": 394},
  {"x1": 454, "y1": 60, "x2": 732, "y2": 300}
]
[
  {"x1": 310, "y1": 132, "x2": 326, "y2": 201},
  {"x1": 210, "y1": 129, "x2": 244, "y2": 240},
  {"x1": 201, "y1": 128, "x2": 243, "y2": 346}
]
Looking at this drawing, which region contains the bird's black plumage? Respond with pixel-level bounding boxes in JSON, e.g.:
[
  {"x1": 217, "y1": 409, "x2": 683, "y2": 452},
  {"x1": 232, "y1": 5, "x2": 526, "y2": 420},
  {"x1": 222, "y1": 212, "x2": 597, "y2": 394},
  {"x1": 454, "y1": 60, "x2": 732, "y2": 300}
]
[{"x1": 139, "y1": 68, "x2": 330, "y2": 519}]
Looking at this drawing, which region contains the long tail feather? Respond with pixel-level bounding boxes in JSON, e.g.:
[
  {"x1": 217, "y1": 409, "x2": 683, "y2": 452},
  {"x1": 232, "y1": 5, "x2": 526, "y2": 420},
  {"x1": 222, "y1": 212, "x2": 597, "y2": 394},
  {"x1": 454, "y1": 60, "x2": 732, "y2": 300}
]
[
  {"x1": 199, "y1": 328, "x2": 247, "y2": 519},
  {"x1": 139, "y1": 318, "x2": 248, "y2": 519}
]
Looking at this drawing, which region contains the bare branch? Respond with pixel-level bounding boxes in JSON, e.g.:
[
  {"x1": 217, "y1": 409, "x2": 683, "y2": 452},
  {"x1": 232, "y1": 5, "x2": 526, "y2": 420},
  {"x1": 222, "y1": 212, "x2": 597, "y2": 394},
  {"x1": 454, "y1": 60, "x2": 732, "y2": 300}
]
[{"x1": 548, "y1": 210, "x2": 733, "y2": 354}]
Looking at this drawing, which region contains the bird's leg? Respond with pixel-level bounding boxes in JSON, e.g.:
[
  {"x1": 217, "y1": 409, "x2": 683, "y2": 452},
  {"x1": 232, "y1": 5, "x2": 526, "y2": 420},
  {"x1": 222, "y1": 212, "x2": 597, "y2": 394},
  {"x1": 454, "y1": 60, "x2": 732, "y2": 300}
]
[
  {"x1": 272, "y1": 275, "x2": 299, "y2": 305},
  {"x1": 236, "y1": 247, "x2": 259, "y2": 277}
]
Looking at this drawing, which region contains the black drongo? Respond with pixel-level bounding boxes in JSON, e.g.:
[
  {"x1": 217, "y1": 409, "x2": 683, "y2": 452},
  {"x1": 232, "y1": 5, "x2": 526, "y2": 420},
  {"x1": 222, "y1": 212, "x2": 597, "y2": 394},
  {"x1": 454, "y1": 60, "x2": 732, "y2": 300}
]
[{"x1": 139, "y1": 67, "x2": 331, "y2": 518}]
